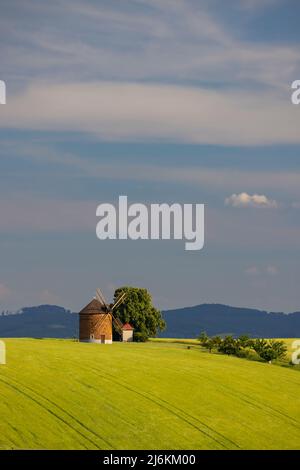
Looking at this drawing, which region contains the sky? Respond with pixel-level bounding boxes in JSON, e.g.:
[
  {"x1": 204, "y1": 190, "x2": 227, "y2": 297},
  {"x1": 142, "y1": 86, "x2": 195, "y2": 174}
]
[{"x1": 0, "y1": 0, "x2": 299, "y2": 313}]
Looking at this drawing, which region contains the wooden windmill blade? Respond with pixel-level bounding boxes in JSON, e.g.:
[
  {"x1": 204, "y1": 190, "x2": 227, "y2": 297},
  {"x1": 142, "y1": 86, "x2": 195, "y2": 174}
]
[
  {"x1": 92, "y1": 313, "x2": 108, "y2": 335},
  {"x1": 91, "y1": 288, "x2": 110, "y2": 335},
  {"x1": 113, "y1": 315, "x2": 123, "y2": 330},
  {"x1": 111, "y1": 314, "x2": 123, "y2": 334},
  {"x1": 111, "y1": 292, "x2": 126, "y2": 311},
  {"x1": 110, "y1": 293, "x2": 126, "y2": 336},
  {"x1": 96, "y1": 288, "x2": 108, "y2": 307}
]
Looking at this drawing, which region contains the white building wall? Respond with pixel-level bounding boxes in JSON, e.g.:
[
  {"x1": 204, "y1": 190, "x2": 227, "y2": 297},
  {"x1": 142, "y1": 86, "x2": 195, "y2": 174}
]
[{"x1": 122, "y1": 330, "x2": 133, "y2": 342}]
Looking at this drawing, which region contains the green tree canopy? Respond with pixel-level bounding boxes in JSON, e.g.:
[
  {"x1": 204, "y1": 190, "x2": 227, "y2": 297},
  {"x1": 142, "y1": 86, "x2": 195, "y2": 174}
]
[
  {"x1": 253, "y1": 339, "x2": 287, "y2": 363},
  {"x1": 113, "y1": 286, "x2": 166, "y2": 340},
  {"x1": 218, "y1": 335, "x2": 240, "y2": 356}
]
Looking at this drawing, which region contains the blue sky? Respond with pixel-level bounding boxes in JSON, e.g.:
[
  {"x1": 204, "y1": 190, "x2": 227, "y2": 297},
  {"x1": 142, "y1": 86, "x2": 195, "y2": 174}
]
[{"x1": 0, "y1": 0, "x2": 299, "y2": 312}]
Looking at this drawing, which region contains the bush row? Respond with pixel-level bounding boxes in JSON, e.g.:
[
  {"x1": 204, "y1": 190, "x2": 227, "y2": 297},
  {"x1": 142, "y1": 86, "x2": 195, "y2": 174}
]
[{"x1": 198, "y1": 332, "x2": 287, "y2": 363}]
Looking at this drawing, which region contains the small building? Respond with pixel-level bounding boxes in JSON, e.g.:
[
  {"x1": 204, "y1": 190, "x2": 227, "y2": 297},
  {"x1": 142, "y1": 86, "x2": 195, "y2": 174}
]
[
  {"x1": 79, "y1": 298, "x2": 112, "y2": 344},
  {"x1": 122, "y1": 323, "x2": 134, "y2": 342}
]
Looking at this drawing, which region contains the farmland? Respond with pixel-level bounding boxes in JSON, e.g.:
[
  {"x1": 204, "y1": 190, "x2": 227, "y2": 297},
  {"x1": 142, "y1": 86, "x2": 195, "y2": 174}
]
[{"x1": 0, "y1": 338, "x2": 300, "y2": 450}]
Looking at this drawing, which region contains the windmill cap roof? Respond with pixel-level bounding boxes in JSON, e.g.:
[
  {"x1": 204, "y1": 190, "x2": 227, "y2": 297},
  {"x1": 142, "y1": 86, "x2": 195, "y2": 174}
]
[
  {"x1": 122, "y1": 323, "x2": 134, "y2": 330},
  {"x1": 79, "y1": 298, "x2": 107, "y2": 314}
]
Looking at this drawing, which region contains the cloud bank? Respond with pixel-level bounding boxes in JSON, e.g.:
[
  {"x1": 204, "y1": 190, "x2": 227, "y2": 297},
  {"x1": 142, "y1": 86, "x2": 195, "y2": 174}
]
[{"x1": 1, "y1": 82, "x2": 300, "y2": 146}]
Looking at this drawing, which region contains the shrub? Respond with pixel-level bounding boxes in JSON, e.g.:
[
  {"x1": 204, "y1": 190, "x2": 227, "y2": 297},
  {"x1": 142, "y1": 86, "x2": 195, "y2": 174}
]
[
  {"x1": 218, "y1": 335, "x2": 240, "y2": 356},
  {"x1": 212, "y1": 336, "x2": 223, "y2": 348},
  {"x1": 197, "y1": 331, "x2": 287, "y2": 365},
  {"x1": 237, "y1": 335, "x2": 254, "y2": 349},
  {"x1": 198, "y1": 332, "x2": 215, "y2": 353},
  {"x1": 133, "y1": 331, "x2": 148, "y2": 342}
]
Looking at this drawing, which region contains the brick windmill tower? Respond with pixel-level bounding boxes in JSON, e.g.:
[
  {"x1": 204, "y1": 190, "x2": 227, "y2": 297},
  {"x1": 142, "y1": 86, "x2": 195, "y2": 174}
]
[{"x1": 79, "y1": 288, "x2": 125, "y2": 343}]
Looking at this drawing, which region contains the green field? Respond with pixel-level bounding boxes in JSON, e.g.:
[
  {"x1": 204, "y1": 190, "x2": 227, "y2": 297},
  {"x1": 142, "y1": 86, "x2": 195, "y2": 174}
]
[{"x1": 1, "y1": 338, "x2": 300, "y2": 450}]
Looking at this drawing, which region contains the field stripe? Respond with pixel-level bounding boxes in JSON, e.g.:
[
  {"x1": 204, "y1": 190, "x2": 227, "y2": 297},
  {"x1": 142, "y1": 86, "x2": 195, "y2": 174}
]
[
  {"x1": 0, "y1": 375, "x2": 113, "y2": 449},
  {"x1": 74, "y1": 359, "x2": 238, "y2": 449},
  {"x1": 3, "y1": 340, "x2": 300, "y2": 450},
  {"x1": 180, "y1": 365, "x2": 300, "y2": 430}
]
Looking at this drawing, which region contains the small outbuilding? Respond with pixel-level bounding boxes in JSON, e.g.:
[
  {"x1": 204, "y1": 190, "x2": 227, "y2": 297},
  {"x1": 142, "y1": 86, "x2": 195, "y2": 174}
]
[{"x1": 122, "y1": 323, "x2": 134, "y2": 342}]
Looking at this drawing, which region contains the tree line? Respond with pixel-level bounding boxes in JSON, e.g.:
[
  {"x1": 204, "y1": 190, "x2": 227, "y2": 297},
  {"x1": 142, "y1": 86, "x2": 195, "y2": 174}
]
[{"x1": 198, "y1": 332, "x2": 287, "y2": 363}]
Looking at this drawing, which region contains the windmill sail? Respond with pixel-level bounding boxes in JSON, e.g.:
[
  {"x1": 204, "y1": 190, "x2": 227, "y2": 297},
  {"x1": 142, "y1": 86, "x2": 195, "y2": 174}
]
[
  {"x1": 96, "y1": 288, "x2": 108, "y2": 308},
  {"x1": 111, "y1": 292, "x2": 126, "y2": 311},
  {"x1": 92, "y1": 309, "x2": 109, "y2": 335},
  {"x1": 91, "y1": 288, "x2": 127, "y2": 338},
  {"x1": 112, "y1": 315, "x2": 123, "y2": 334}
]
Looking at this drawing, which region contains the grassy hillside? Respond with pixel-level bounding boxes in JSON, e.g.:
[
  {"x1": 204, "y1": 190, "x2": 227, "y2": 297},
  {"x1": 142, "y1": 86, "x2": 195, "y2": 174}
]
[{"x1": 0, "y1": 339, "x2": 300, "y2": 450}]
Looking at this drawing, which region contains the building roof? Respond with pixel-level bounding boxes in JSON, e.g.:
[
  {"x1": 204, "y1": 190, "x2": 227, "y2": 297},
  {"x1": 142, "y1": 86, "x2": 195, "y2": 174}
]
[
  {"x1": 79, "y1": 298, "x2": 107, "y2": 315},
  {"x1": 122, "y1": 322, "x2": 134, "y2": 330}
]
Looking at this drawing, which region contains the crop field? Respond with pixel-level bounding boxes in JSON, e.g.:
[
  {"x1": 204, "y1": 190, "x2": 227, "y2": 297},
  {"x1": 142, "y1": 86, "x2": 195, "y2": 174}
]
[{"x1": 0, "y1": 338, "x2": 300, "y2": 450}]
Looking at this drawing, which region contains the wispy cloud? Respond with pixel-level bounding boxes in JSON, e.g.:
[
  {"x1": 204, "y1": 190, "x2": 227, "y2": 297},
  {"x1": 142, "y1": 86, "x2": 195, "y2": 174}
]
[
  {"x1": 1, "y1": 1, "x2": 299, "y2": 147},
  {"x1": 1, "y1": 0, "x2": 299, "y2": 91},
  {"x1": 1, "y1": 82, "x2": 300, "y2": 146},
  {"x1": 2, "y1": 140, "x2": 300, "y2": 197}
]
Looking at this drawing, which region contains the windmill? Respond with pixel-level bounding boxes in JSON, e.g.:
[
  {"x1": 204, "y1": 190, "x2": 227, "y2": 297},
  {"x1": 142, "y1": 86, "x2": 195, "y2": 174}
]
[
  {"x1": 94, "y1": 288, "x2": 126, "y2": 337},
  {"x1": 78, "y1": 288, "x2": 128, "y2": 343}
]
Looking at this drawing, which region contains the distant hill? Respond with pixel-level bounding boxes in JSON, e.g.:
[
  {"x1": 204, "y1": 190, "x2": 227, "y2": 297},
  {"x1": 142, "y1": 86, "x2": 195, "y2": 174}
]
[
  {"x1": 0, "y1": 303, "x2": 300, "y2": 338},
  {"x1": 0, "y1": 305, "x2": 77, "y2": 338},
  {"x1": 160, "y1": 303, "x2": 300, "y2": 338}
]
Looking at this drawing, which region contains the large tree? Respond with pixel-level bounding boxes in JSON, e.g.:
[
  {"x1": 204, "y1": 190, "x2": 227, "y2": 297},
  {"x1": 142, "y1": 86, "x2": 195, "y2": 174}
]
[{"x1": 113, "y1": 286, "x2": 166, "y2": 340}]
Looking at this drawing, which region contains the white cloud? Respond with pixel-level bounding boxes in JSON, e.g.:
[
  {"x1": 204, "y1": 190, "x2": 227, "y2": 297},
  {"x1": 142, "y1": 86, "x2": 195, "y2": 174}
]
[
  {"x1": 266, "y1": 265, "x2": 279, "y2": 275},
  {"x1": 225, "y1": 192, "x2": 278, "y2": 208},
  {"x1": 1, "y1": 82, "x2": 300, "y2": 146}
]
